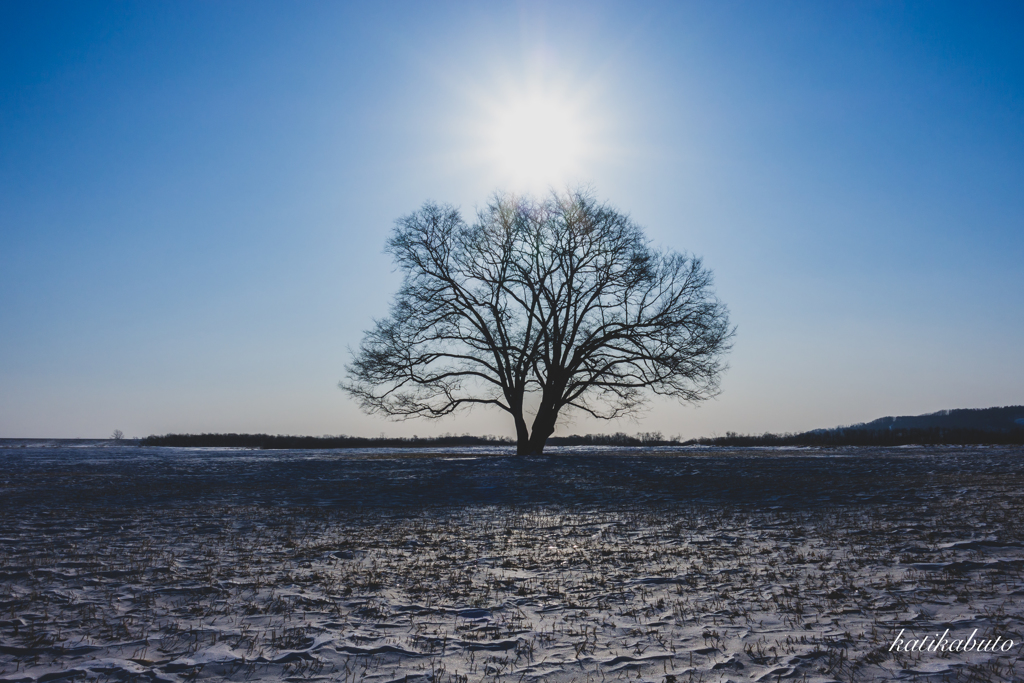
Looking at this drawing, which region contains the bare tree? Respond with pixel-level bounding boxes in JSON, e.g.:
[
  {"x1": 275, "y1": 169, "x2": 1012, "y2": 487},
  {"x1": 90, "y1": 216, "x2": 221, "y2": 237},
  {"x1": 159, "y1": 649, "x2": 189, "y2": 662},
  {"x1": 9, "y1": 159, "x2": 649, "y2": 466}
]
[{"x1": 343, "y1": 190, "x2": 733, "y2": 454}]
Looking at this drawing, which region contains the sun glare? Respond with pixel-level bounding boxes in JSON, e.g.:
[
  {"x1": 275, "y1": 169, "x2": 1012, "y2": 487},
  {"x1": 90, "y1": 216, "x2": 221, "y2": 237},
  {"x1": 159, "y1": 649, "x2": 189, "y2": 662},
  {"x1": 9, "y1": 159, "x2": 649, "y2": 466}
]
[
  {"x1": 488, "y1": 93, "x2": 585, "y2": 188},
  {"x1": 468, "y1": 77, "x2": 601, "y2": 192}
]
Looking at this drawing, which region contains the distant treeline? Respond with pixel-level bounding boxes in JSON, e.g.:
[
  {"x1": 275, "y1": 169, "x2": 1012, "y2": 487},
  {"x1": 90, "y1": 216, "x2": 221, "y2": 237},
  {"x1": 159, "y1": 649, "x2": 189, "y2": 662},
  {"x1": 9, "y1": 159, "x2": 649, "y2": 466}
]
[
  {"x1": 142, "y1": 433, "x2": 512, "y2": 449},
  {"x1": 141, "y1": 407, "x2": 1024, "y2": 449},
  {"x1": 549, "y1": 432, "x2": 674, "y2": 446},
  {"x1": 139, "y1": 428, "x2": 1024, "y2": 449},
  {"x1": 141, "y1": 431, "x2": 678, "y2": 449}
]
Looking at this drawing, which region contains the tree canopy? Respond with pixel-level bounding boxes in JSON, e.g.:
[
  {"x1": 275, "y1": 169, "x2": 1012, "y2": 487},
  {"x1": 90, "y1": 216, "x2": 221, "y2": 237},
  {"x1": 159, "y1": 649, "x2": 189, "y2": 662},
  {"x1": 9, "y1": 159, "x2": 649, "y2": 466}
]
[{"x1": 343, "y1": 190, "x2": 734, "y2": 454}]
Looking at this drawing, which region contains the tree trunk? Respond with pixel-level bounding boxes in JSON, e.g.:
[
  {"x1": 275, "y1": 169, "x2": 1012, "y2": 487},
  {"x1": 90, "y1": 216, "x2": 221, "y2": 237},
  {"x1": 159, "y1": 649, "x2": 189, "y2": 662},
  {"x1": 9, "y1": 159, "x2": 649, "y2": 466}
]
[
  {"x1": 514, "y1": 412, "x2": 531, "y2": 455},
  {"x1": 526, "y1": 403, "x2": 560, "y2": 455},
  {"x1": 516, "y1": 417, "x2": 532, "y2": 454}
]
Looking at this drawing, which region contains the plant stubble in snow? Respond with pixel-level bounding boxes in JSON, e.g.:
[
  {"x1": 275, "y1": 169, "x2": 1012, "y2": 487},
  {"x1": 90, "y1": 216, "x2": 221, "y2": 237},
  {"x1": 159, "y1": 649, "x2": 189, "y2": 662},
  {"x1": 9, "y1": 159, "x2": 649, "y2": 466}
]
[{"x1": 0, "y1": 445, "x2": 1023, "y2": 682}]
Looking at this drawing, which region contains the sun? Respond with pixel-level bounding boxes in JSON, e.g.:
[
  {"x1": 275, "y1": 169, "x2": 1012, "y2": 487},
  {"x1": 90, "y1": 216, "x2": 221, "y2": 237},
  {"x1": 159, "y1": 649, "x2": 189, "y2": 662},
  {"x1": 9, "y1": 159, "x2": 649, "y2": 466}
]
[
  {"x1": 488, "y1": 92, "x2": 585, "y2": 188},
  {"x1": 473, "y1": 82, "x2": 597, "y2": 191}
]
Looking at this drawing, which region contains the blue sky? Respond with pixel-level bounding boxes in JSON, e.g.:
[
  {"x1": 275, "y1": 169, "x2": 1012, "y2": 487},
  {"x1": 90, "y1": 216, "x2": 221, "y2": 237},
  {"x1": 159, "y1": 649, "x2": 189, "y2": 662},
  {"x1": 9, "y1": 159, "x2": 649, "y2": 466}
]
[{"x1": 2, "y1": 1, "x2": 1022, "y2": 439}]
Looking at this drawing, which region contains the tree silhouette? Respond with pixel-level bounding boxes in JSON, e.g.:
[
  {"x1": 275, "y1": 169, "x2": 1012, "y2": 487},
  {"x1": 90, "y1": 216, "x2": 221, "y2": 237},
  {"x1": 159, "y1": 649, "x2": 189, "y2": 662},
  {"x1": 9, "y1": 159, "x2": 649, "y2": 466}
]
[{"x1": 343, "y1": 190, "x2": 733, "y2": 454}]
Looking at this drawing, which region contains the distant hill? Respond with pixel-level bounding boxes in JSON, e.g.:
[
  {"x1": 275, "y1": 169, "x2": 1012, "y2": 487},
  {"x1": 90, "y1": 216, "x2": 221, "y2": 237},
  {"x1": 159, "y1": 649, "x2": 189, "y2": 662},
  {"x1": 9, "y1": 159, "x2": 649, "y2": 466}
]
[
  {"x1": 849, "y1": 406, "x2": 1024, "y2": 433},
  {"x1": 688, "y1": 405, "x2": 1024, "y2": 447}
]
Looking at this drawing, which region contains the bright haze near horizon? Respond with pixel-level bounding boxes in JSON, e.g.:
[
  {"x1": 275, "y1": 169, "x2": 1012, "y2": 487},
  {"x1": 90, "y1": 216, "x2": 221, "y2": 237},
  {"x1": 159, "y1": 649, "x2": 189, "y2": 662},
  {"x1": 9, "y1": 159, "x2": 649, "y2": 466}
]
[{"x1": 2, "y1": 2, "x2": 1022, "y2": 440}]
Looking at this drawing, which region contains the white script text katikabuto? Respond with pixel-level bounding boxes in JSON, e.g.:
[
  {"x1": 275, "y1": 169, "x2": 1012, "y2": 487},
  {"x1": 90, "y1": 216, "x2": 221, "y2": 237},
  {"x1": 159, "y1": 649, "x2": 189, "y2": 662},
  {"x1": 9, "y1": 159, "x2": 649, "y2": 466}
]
[{"x1": 890, "y1": 629, "x2": 1015, "y2": 653}]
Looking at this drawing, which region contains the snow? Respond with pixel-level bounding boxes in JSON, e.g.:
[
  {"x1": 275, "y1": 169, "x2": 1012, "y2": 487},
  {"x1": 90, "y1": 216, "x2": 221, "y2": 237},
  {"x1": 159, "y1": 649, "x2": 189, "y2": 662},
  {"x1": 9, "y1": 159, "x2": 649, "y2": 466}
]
[{"x1": 1, "y1": 444, "x2": 1023, "y2": 681}]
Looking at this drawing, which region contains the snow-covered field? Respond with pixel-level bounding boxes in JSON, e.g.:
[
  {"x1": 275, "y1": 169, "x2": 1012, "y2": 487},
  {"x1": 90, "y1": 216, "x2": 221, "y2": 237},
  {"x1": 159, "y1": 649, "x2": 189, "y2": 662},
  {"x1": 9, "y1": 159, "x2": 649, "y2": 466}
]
[{"x1": 1, "y1": 444, "x2": 1022, "y2": 682}]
